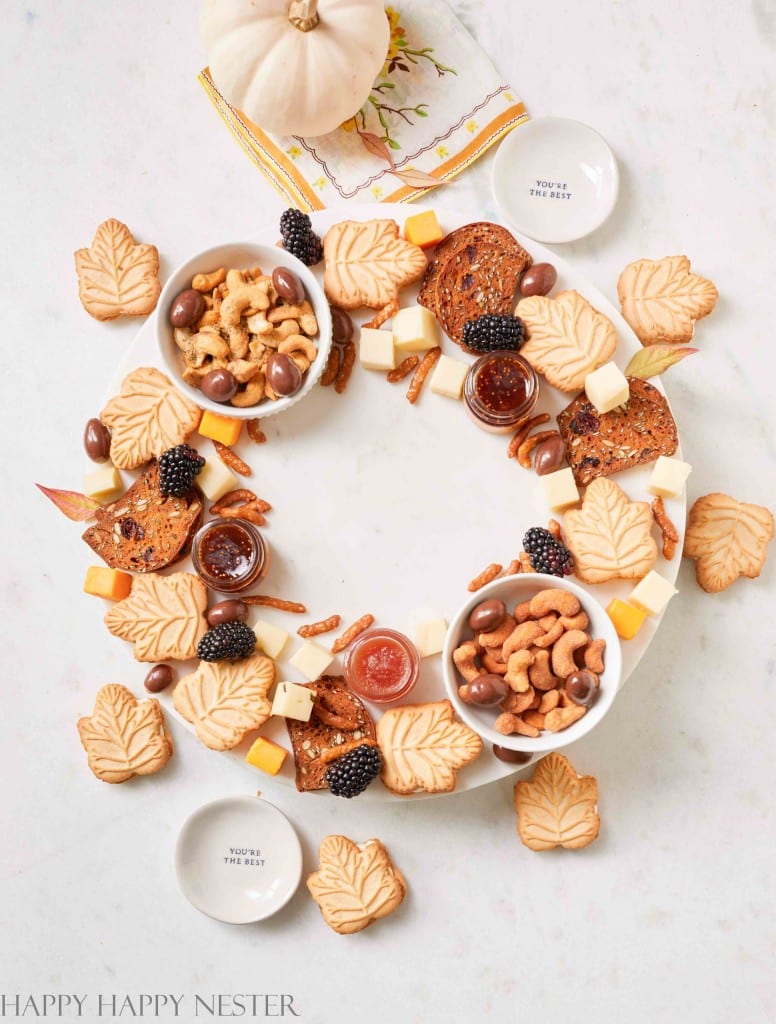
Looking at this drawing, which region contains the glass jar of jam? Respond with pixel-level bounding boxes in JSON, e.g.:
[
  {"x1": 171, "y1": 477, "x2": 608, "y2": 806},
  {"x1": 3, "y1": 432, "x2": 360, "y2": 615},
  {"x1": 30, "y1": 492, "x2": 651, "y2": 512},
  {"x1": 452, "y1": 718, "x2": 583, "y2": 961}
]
[
  {"x1": 463, "y1": 350, "x2": 539, "y2": 434},
  {"x1": 344, "y1": 629, "x2": 420, "y2": 704},
  {"x1": 191, "y1": 517, "x2": 269, "y2": 593}
]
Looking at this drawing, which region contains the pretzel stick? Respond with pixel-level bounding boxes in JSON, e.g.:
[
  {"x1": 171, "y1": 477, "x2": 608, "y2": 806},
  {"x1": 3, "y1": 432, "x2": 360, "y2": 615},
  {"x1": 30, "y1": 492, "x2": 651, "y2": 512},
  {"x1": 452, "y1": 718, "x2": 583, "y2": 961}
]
[
  {"x1": 517, "y1": 429, "x2": 561, "y2": 469},
  {"x1": 217, "y1": 502, "x2": 266, "y2": 526},
  {"x1": 503, "y1": 559, "x2": 522, "y2": 576},
  {"x1": 331, "y1": 614, "x2": 375, "y2": 654},
  {"x1": 246, "y1": 418, "x2": 267, "y2": 444},
  {"x1": 334, "y1": 340, "x2": 356, "y2": 394},
  {"x1": 651, "y1": 496, "x2": 680, "y2": 559},
  {"x1": 241, "y1": 596, "x2": 307, "y2": 613},
  {"x1": 210, "y1": 488, "x2": 256, "y2": 513},
  {"x1": 507, "y1": 413, "x2": 550, "y2": 459},
  {"x1": 468, "y1": 563, "x2": 503, "y2": 592},
  {"x1": 320, "y1": 346, "x2": 341, "y2": 387},
  {"x1": 213, "y1": 440, "x2": 252, "y2": 477},
  {"x1": 406, "y1": 346, "x2": 441, "y2": 404},
  {"x1": 387, "y1": 355, "x2": 420, "y2": 383},
  {"x1": 297, "y1": 615, "x2": 341, "y2": 639}
]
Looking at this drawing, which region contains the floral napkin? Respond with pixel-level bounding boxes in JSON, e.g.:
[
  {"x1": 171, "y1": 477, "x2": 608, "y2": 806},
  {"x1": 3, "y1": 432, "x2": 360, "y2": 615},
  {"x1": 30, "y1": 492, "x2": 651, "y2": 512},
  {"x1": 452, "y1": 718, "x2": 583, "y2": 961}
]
[{"x1": 199, "y1": 0, "x2": 528, "y2": 210}]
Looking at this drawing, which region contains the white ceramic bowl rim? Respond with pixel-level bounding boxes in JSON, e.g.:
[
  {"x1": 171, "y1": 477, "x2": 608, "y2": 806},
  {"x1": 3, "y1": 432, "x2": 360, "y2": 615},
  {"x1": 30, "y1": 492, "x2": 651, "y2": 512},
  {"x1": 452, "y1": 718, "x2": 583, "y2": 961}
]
[
  {"x1": 442, "y1": 572, "x2": 623, "y2": 753},
  {"x1": 155, "y1": 241, "x2": 333, "y2": 420}
]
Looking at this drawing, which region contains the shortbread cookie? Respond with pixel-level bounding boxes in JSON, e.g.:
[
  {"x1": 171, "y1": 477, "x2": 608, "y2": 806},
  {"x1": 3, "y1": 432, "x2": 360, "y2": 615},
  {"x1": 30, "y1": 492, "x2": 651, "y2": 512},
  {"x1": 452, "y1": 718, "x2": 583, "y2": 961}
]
[
  {"x1": 78, "y1": 684, "x2": 173, "y2": 783},
  {"x1": 286, "y1": 676, "x2": 376, "y2": 792},
  {"x1": 617, "y1": 255, "x2": 718, "y2": 345},
  {"x1": 104, "y1": 571, "x2": 208, "y2": 661},
  {"x1": 683, "y1": 493, "x2": 774, "y2": 593},
  {"x1": 323, "y1": 220, "x2": 426, "y2": 326},
  {"x1": 101, "y1": 367, "x2": 202, "y2": 470},
  {"x1": 173, "y1": 654, "x2": 275, "y2": 750},
  {"x1": 563, "y1": 477, "x2": 657, "y2": 583},
  {"x1": 376, "y1": 699, "x2": 482, "y2": 795},
  {"x1": 82, "y1": 460, "x2": 202, "y2": 572},
  {"x1": 557, "y1": 377, "x2": 678, "y2": 486},
  {"x1": 514, "y1": 752, "x2": 599, "y2": 851},
  {"x1": 75, "y1": 219, "x2": 161, "y2": 321},
  {"x1": 518, "y1": 290, "x2": 617, "y2": 392},
  {"x1": 307, "y1": 835, "x2": 407, "y2": 934}
]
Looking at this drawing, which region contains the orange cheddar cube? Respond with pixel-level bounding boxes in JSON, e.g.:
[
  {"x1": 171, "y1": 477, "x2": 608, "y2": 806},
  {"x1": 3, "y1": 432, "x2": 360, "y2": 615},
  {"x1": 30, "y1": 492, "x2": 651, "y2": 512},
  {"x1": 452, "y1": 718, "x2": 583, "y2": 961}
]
[
  {"x1": 404, "y1": 210, "x2": 443, "y2": 249},
  {"x1": 606, "y1": 598, "x2": 647, "y2": 640},
  {"x1": 198, "y1": 410, "x2": 243, "y2": 447},
  {"x1": 245, "y1": 736, "x2": 288, "y2": 776},
  {"x1": 84, "y1": 566, "x2": 133, "y2": 601}
]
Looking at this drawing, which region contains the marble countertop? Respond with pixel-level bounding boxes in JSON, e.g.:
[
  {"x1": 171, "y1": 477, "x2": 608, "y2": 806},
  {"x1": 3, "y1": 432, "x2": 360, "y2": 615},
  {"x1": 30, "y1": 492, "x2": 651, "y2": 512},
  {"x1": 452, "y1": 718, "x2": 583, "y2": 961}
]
[{"x1": 2, "y1": 1, "x2": 774, "y2": 1022}]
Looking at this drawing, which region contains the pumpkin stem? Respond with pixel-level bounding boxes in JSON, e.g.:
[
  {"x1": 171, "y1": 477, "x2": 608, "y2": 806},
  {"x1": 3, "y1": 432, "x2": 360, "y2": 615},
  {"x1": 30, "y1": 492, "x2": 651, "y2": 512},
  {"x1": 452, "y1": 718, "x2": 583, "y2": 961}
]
[{"x1": 288, "y1": 0, "x2": 319, "y2": 31}]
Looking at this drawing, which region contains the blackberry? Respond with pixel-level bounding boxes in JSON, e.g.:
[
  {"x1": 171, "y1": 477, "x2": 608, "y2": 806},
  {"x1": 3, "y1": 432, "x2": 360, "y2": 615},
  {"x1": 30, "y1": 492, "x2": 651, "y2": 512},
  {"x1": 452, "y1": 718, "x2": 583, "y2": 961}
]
[
  {"x1": 522, "y1": 527, "x2": 574, "y2": 577},
  {"x1": 325, "y1": 744, "x2": 382, "y2": 798},
  {"x1": 279, "y1": 208, "x2": 323, "y2": 266},
  {"x1": 158, "y1": 444, "x2": 205, "y2": 497},
  {"x1": 197, "y1": 621, "x2": 256, "y2": 662},
  {"x1": 461, "y1": 314, "x2": 524, "y2": 353}
]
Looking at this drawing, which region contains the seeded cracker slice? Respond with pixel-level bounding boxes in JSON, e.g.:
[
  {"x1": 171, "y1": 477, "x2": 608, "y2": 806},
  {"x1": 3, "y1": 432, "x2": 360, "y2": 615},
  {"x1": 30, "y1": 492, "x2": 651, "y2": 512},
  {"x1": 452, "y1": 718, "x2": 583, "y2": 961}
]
[
  {"x1": 557, "y1": 377, "x2": 679, "y2": 486},
  {"x1": 286, "y1": 677, "x2": 376, "y2": 792}
]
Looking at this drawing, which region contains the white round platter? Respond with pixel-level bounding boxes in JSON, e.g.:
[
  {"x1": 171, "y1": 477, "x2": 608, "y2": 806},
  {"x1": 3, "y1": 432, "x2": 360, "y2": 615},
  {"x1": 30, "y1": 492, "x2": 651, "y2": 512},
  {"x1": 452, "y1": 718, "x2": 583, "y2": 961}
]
[{"x1": 96, "y1": 202, "x2": 684, "y2": 800}]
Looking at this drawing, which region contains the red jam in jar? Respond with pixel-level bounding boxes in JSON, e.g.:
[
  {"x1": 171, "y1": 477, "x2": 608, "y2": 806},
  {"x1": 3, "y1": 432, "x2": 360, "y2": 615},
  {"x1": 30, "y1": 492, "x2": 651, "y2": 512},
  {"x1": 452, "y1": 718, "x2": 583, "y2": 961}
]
[
  {"x1": 464, "y1": 350, "x2": 539, "y2": 433},
  {"x1": 344, "y1": 629, "x2": 420, "y2": 704},
  {"x1": 191, "y1": 517, "x2": 269, "y2": 593}
]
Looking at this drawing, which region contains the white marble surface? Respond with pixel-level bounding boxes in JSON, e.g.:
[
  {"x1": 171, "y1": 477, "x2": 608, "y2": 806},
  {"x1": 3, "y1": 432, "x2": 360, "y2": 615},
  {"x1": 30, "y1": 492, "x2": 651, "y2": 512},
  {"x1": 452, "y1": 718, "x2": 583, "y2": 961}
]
[{"x1": 2, "y1": 1, "x2": 775, "y2": 1022}]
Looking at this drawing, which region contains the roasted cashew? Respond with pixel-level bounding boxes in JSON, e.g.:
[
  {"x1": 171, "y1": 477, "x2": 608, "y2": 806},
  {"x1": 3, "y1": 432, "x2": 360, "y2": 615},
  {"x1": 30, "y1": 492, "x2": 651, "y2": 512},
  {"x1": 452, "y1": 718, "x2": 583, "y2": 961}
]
[
  {"x1": 551, "y1": 629, "x2": 590, "y2": 679},
  {"x1": 245, "y1": 312, "x2": 273, "y2": 335},
  {"x1": 533, "y1": 619, "x2": 566, "y2": 650},
  {"x1": 502, "y1": 621, "x2": 545, "y2": 660},
  {"x1": 192, "y1": 267, "x2": 226, "y2": 292},
  {"x1": 545, "y1": 705, "x2": 586, "y2": 732},
  {"x1": 226, "y1": 325, "x2": 249, "y2": 359},
  {"x1": 279, "y1": 334, "x2": 317, "y2": 363},
  {"x1": 559, "y1": 611, "x2": 590, "y2": 632},
  {"x1": 173, "y1": 326, "x2": 192, "y2": 350},
  {"x1": 522, "y1": 710, "x2": 546, "y2": 731},
  {"x1": 494, "y1": 712, "x2": 539, "y2": 737},
  {"x1": 191, "y1": 331, "x2": 230, "y2": 362},
  {"x1": 221, "y1": 285, "x2": 271, "y2": 327},
  {"x1": 529, "y1": 588, "x2": 580, "y2": 619},
  {"x1": 289, "y1": 353, "x2": 311, "y2": 374},
  {"x1": 584, "y1": 638, "x2": 606, "y2": 673},
  {"x1": 482, "y1": 652, "x2": 507, "y2": 675},
  {"x1": 276, "y1": 319, "x2": 301, "y2": 339},
  {"x1": 268, "y1": 300, "x2": 312, "y2": 324},
  {"x1": 479, "y1": 620, "x2": 514, "y2": 649},
  {"x1": 504, "y1": 650, "x2": 533, "y2": 693},
  {"x1": 538, "y1": 689, "x2": 561, "y2": 714},
  {"x1": 227, "y1": 359, "x2": 260, "y2": 384},
  {"x1": 514, "y1": 600, "x2": 533, "y2": 624},
  {"x1": 528, "y1": 648, "x2": 561, "y2": 691},
  {"x1": 453, "y1": 641, "x2": 483, "y2": 684},
  {"x1": 196, "y1": 309, "x2": 221, "y2": 329},
  {"x1": 230, "y1": 374, "x2": 265, "y2": 408}
]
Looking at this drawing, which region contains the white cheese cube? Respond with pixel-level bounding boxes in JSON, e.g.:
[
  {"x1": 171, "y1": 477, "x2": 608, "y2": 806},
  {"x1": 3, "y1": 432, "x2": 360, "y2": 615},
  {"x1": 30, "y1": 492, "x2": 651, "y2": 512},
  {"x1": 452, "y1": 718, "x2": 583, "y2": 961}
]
[
  {"x1": 413, "y1": 617, "x2": 448, "y2": 658},
  {"x1": 253, "y1": 619, "x2": 290, "y2": 660},
  {"x1": 196, "y1": 458, "x2": 238, "y2": 502},
  {"x1": 584, "y1": 362, "x2": 630, "y2": 414},
  {"x1": 83, "y1": 463, "x2": 122, "y2": 502},
  {"x1": 271, "y1": 681, "x2": 316, "y2": 722},
  {"x1": 359, "y1": 328, "x2": 396, "y2": 371},
  {"x1": 429, "y1": 355, "x2": 469, "y2": 400},
  {"x1": 628, "y1": 571, "x2": 678, "y2": 616},
  {"x1": 289, "y1": 641, "x2": 334, "y2": 681},
  {"x1": 392, "y1": 306, "x2": 439, "y2": 353},
  {"x1": 540, "y1": 467, "x2": 580, "y2": 512},
  {"x1": 648, "y1": 455, "x2": 692, "y2": 498}
]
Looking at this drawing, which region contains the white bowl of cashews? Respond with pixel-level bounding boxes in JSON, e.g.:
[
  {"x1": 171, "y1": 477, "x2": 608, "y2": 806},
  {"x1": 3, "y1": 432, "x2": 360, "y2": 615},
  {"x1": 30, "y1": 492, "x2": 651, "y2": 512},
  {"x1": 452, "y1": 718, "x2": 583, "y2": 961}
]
[
  {"x1": 155, "y1": 241, "x2": 333, "y2": 420},
  {"x1": 442, "y1": 573, "x2": 622, "y2": 755}
]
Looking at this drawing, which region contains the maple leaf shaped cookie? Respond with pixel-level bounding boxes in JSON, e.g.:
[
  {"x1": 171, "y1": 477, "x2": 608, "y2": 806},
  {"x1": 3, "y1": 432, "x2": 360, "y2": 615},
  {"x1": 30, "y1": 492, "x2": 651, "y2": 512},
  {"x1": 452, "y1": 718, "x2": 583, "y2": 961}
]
[
  {"x1": 376, "y1": 699, "x2": 482, "y2": 795},
  {"x1": 323, "y1": 220, "x2": 427, "y2": 327},
  {"x1": 307, "y1": 836, "x2": 407, "y2": 934},
  {"x1": 78, "y1": 684, "x2": 173, "y2": 784},
  {"x1": 563, "y1": 477, "x2": 657, "y2": 583},
  {"x1": 75, "y1": 218, "x2": 161, "y2": 321},
  {"x1": 173, "y1": 654, "x2": 275, "y2": 751},
  {"x1": 101, "y1": 367, "x2": 202, "y2": 470},
  {"x1": 683, "y1": 493, "x2": 774, "y2": 593},
  {"x1": 617, "y1": 255, "x2": 718, "y2": 345},
  {"x1": 514, "y1": 752, "x2": 600, "y2": 851},
  {"x1": 104, "y1": 572, "x2": 208, "y2": 662},
  {"x1": 518, "y1": 290, "x2": 618, "y2": 392}
]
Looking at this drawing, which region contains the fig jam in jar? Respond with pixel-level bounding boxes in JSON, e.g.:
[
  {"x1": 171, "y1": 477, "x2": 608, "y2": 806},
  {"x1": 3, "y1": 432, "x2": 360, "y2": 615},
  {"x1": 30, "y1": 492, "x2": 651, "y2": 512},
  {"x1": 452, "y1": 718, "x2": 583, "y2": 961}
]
[
  {"x1": 344, "y1": 629, "x2": 420, "y2": 704},
  {"x1": 464, "y1": 350, "x2": 539, "y2": 433},
  {"x1": 191, "y1": 517, "x2": 269, "y2": 593}
]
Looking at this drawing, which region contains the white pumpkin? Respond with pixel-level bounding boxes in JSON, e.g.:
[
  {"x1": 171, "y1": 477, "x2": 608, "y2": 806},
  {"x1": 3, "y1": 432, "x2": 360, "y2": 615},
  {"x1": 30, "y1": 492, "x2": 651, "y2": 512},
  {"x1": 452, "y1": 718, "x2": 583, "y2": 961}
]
[{"x1": 201, "y1": 0, "x2": 390, "y2": 138}]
